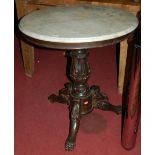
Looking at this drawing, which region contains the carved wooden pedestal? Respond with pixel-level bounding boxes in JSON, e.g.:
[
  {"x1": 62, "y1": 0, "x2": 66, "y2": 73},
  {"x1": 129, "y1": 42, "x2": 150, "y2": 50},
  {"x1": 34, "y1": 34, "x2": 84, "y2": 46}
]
[{"x1": 48, "y1": 49, "x2": 122, "y2": 151}]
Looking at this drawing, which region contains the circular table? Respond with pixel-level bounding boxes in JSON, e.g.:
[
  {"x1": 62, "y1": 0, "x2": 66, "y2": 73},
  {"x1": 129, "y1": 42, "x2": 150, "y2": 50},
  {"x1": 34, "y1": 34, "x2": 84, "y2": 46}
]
[{"x1": 19, "y1": 5, "x2": 138, "y2": 151}]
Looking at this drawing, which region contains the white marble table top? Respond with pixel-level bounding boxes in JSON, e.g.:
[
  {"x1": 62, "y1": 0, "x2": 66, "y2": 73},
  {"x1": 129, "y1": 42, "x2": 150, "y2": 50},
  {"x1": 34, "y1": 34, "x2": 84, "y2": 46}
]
[{"x1": 19, "y1": 5, "x2": 138, "y2": 43}]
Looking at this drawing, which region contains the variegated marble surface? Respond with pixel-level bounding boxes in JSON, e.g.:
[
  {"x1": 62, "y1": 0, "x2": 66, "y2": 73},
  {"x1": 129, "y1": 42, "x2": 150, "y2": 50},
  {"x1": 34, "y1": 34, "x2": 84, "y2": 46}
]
[{"x1": 19, "y1": 5, "x2": 138, "y2": 43}]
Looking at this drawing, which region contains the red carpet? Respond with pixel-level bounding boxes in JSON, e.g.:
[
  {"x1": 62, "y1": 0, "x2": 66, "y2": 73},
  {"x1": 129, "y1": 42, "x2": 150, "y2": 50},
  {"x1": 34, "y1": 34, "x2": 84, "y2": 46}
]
[{"x1": 14, "y1": 35, "x2": 140, "y2": 155}]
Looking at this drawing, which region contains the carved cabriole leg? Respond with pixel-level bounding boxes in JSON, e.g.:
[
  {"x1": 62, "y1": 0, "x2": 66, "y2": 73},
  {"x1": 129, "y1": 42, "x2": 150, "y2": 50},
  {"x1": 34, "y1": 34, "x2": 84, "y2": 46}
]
[
  {"x1": 65, "y1": 50, "x2": 93, "y2": 151},
  {"x1": 48, "y1": 83, "x2": 71, "y2": 105},
  {"x1": 65, "y1": 102, "x2": 80, "y2": 151},
  {"x1": 91, "y1": 86, "x2": 122, "y2": 115}
]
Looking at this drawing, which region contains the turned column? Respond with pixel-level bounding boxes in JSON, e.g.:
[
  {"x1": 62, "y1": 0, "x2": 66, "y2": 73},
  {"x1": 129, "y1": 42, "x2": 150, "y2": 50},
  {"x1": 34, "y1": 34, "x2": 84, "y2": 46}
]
[{"x1": 69, "y1": 49, "x2": 93, "y2": 115}]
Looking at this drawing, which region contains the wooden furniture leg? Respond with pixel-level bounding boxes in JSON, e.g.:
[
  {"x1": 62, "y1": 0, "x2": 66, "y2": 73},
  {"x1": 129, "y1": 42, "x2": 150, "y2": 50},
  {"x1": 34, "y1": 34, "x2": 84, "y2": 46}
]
[
  {"x1": 16, "y1": 0, "x2": 36, "y2": 77},
  {"x1": 118, "y1": 39, "x2": 128, "y2": 94},
  {"x1": 20, "y1": 40, "x2": 34, "y2": 77}
]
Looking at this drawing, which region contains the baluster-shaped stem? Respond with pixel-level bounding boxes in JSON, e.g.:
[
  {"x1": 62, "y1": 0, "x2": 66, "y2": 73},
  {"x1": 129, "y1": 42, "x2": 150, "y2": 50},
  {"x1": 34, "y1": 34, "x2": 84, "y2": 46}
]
[
  {"x1": 69, "y1": 50, "x2": 90, "y2": 97},
  {"x1": 69, "y1": 50, "x2": 93, "y2": 115}
]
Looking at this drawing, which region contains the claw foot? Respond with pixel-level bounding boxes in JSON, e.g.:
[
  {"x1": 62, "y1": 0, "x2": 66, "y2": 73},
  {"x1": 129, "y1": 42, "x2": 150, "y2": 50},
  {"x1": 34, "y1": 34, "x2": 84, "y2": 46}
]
[
  {"x1": 114, "y1": 105, "x2": 122, "y2": 115},
  {"x1": 65, "y1": 138, "x2": 75, "y2": 151},
  {"x1": 48, "y1": 94, "x2": 57, "y2": 103}
]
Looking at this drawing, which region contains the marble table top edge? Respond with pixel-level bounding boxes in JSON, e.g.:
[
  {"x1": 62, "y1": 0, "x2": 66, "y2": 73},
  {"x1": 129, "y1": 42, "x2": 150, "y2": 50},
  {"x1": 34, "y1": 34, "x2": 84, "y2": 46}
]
[
  {"x1": 19, "y1": 24, "x2": 138, "y2": 43},
  {"x1": 19, "y1": 5, "x2": 138, "y2": 44}
]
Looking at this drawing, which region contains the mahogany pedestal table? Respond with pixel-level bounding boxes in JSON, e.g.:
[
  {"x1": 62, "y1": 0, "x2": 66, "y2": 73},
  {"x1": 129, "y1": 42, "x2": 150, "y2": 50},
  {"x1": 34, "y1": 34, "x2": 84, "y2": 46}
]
[{"x1": 19, "y1": 5, "x2": 138, "y2": 151}]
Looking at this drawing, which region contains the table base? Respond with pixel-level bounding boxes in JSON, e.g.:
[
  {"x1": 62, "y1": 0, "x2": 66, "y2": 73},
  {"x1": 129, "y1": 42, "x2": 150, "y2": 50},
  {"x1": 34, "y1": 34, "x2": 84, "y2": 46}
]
[{"x1": 48, "y1": 49, "x2": 122, "y2": 151}]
